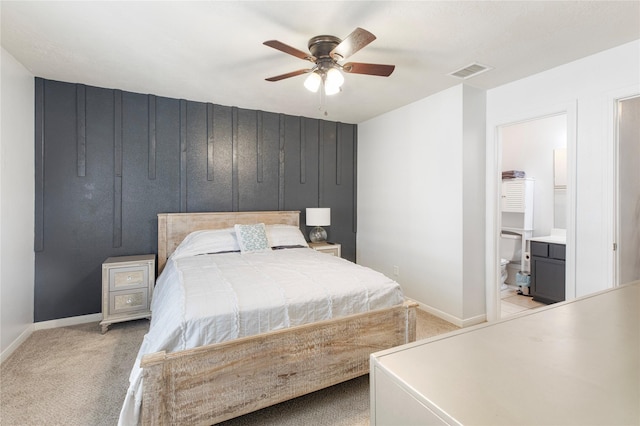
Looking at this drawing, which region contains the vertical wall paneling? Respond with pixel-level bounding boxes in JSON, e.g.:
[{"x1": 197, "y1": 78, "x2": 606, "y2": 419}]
[
  {"x1": 335, "y1": 122, "x2": 342, "y2": 185},
  {"x1": 300, "y1": 117, "x2": 306, "y2": 184},
  {"x1": 320, "y1": 122, "x2": 356, "y2": 261},
  {"x1": 76, "y1": 85, "x2": 86, "y2": 177},
  {"x1": 282, "y1": 116, "x2": 317, "y2": 220},
  {"x1": 353, "y1": 126, "x2": 358, "y2": 234},
  {"x1": 232, "y1": 106, "x2": 239, "y2": 211},
  {"x1": 256, "y1": 111, "x2": 264, "y2": 183},
  {"x1": 113, "y1": 90, "x2": 123, "y2": 248},
  {"x1": 180, "y1": 99, "x2": 187, "y2": 212},
  {"x1": 207, "y1": 103, "x2": 214, "y2": 181},
  {"x1": 208, "y1": 104, "x2": 233, "y2": 211},
  {"x1": 279, "y1": 114, "x2": 286, "y2": 210},
  {"x1": 236, "y1": 109, "x2": 280, "y2": 212},
  {"x1": 34, "y1": 78, "x2": 45, "y2": 252},
  {"x1": 148, "y1": 95, "x2": 157, "y2": 180},
  {"x1": 317, "y1": 121, "x2": 325, "y2": 206},
  {"x1": 34, "y1": 78, "x2": 358, "y2": 321}
]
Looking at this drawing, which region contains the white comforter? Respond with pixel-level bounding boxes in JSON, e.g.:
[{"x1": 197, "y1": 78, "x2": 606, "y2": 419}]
[{"x1": 118, "y1": 247, "x2": 403, "y2": 425}]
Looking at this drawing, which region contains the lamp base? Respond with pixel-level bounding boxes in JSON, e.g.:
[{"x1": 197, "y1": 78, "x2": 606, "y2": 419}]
[{"x1": 309, "y1": 226, "x2": 327, "y2": 243}]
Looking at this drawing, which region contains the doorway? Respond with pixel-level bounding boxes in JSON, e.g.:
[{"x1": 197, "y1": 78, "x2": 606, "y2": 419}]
[
  {"x1": 615, "y1": 95, "x2": 640, "y2": 285},
  {"x1": 485, "y1": 102, "x2": 577, "y2": 322},
  {"x1": 498, "y1": 114, "x2": 568, "y2": 318}
]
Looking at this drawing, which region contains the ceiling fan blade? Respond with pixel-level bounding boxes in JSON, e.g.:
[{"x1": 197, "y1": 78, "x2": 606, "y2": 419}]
[
  {"x1": 331, "y1": 28, "x2": 376, "y2": 60},
  {"x1": 265, "y1": 69, "x2": 310, "y2": 82},
  {"x1": 343, "y1": 62, "x2": 395, "y2": 77},
  {"x1": 263, "y1": 40, "x2": 315, "y2": 62}
]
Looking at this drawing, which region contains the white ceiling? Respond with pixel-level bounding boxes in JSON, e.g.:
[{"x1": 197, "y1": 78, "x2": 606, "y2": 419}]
[{"x1": 2, "y1": 1, "x2": 639, "y2": 124}]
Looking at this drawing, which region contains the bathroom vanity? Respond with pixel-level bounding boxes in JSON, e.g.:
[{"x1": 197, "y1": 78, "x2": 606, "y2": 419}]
[{"x1": 529, "y1": 232, "x2": 566, "y2": 304}]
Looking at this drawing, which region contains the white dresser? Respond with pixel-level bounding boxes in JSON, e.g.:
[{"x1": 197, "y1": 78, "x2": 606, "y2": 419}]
[{"x1": 370, "y1": 281, "x2": 639, "y2": 425}]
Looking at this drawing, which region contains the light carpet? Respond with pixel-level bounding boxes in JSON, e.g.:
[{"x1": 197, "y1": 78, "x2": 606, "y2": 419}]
[{"x1": 1, "y1": 309, "x2": 458, "y2": 425}]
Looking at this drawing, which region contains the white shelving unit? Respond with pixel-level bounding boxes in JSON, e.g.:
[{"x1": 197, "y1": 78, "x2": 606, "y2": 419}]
[{"x1": 501, "y1": 178, "x2": 534, "y2": 273}]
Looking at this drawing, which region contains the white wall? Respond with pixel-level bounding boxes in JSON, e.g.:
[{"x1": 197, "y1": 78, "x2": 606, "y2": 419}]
[
  {"x1": 462, "y1": 86, "x2": 487, "y2": 320},
  {"x1": 1, "y1": 48, "x2": 35, "y2": 361},
  {"x1": 359, "y1": 40, "x2": 639, "y2": 325},
  {"x1": 501, "y1": 113, "x2": 567, "y2": 236},
  {"x1": 358, "y1": 84, "x2": 486, "y2": 326},
  {"x1": 487, "y1": 39, "x2": 640, "y2": 300}
]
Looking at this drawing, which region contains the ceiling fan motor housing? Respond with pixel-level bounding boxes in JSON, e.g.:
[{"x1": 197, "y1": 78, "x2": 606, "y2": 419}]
[{"x1": 308, "y1": 35, "x2": 341, "y2": 56}]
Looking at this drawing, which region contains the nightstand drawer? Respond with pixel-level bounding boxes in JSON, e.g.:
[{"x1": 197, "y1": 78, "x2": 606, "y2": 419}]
[
  {"x1": 110, "y1": 289, "x2": 148, "y2": 315},
  {"x1": 110, "y1": 266, "x2": 147, "y2": 291},
  {"x1": 319, "y1": 246, "x2": 340, "y2": 256}
]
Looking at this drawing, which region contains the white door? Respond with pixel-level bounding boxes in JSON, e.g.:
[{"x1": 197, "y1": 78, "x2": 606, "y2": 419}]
[{"x1": 616, "y1": 95, "x2": 640, "y2": 285}]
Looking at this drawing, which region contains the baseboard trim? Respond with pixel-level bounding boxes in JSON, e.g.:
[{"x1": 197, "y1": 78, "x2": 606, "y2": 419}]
[
  {"x1": 2, "y1": 313, "x2": 103, "y2": 364},
  {"x1": 0, "y1": 326, "x2": 33, "y2": 364},
  {"x1": 460, "y1": 313, "x2": 487, "y2": 328},
  {"x1": 416, "y1": 301, "x2": 486, "y2": 328},
  {"x1": 33, "y1": 313, "x2": 103, "y2": 331}
]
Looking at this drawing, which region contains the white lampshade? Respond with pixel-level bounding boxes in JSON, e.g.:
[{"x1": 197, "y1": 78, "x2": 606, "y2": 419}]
[
  {"x1": 306, "y1": 208, "x2": 331, "y2": 226},
  {"x1": 324, "y1": 68, "x2": 344, "y2": 96},
  {"x1": 304, "y1": 72, "x2": 322, "y2": 93},
  {"x1": 326, "y1": 68, "x2": 344, "y2": 87}
]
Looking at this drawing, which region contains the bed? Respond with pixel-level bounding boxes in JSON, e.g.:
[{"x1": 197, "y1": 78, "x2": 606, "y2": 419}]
[{"x1": 119, "y1": 211, "x2": 417, "y2": 426}]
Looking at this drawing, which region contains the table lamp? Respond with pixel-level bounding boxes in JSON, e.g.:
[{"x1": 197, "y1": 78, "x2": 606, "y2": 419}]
[{"x1": 306, "y1": 207, "x2": 330, "y2": 243}]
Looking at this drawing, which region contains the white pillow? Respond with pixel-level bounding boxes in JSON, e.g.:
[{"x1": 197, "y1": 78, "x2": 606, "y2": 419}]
[
  {"x1": 266, "y1": 224, "x2": 309, "y2": 248},
  {"x1": 171, "y1": 228, "x2": 240, "y2": 260},
  {"x1": 234, "y1": 223, "x2": 271, "y2": 254}
]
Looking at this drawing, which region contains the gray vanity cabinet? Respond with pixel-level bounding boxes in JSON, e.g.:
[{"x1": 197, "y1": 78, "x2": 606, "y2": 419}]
[{"x1": 530, "y1": 241, "x2": 566, "y2": 304}]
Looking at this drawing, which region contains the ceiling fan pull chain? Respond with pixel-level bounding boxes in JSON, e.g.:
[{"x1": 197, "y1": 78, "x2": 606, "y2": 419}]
[{"x1": 319, "y1": 85, "x2": 328, "y2": 116}]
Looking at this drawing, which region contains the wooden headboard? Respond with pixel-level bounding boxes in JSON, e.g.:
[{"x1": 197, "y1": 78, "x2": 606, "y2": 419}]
[{"x1": 157, "y1": 211, "x2": 300, "y2": 273}]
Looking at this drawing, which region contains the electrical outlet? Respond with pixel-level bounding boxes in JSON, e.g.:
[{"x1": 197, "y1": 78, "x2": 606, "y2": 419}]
[{"x1": 393, "y1": 265, "x2": 399, "y2": 276}]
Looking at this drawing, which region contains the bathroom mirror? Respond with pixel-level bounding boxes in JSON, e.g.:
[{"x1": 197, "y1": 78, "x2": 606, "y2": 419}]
[{"x1": 553, "y1": 148, "x2": 567, "y2": 229}]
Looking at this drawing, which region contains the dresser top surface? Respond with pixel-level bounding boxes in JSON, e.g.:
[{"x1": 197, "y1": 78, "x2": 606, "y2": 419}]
[{"x1": 372, "y1": 282, "x2": 639, "y2": 425}]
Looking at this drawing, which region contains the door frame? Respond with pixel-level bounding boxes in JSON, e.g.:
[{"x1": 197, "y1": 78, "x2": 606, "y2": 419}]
[
  {"x1": 485, "y1": 102, "x2": 577, "y2": 321},
  {"x1": 607, "y1": 88, "x2": 640, "y2": 286}
]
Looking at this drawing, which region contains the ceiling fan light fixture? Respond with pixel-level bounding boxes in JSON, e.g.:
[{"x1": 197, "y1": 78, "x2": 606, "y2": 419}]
[
  {"x1": 304, "y1": 72, "x2": 322, "y2": 92},
  {"x1": 323, "y1": 67, "x2": 344, "y2": 96},
  {"x1": 326, "y1": 67, "x2": 344, "y2": 88},
  {"x1": 264, "y1": 28, "x2": 393, "y2": 99}
]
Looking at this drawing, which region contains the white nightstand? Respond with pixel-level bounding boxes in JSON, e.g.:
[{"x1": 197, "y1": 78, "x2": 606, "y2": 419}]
[
  {"x1": 309, "y1": 242, "x2": 341, "y2": 257},
  {"x1": 100, "y1": 254, "x2": 155, "y2": 333}
]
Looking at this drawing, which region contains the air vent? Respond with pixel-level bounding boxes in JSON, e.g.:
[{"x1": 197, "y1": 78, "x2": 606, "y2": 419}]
[{"x1": 449, "y1": 63, "x2": 492, "y2": 79}]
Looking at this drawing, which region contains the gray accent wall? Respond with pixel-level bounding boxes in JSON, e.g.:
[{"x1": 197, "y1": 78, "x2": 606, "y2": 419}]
[{"x1": 34, "y1": 78, "x2": 357, "y2": 322}]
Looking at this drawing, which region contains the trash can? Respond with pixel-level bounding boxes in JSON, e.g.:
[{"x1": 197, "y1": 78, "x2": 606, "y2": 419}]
[{"x1": 516, "y1": 271, "x2": 531, "y2": 295}]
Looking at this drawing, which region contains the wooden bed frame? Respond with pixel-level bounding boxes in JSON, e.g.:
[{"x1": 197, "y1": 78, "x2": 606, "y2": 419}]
[{"x1": 140, "y1": 211, "x2": 417, "y2": 425}]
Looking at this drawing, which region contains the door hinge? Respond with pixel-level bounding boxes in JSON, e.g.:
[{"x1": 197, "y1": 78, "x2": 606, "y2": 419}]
[{"x1": 613, "y1": 242, "x2": 617, "y2": 251}]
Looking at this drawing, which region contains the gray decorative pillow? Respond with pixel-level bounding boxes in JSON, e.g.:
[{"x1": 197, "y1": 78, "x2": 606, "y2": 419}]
[{"x1": 234, "y1": 223, "x2": 270, "y2": 254}]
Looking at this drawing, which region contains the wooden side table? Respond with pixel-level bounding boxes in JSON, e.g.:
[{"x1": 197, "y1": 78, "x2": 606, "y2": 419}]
[
  {"x1": 309, "y1": 242, "x2": 341, "y2": 257},
  {"x1": 100, "y1": 254, "x2": 155, "y2": 333}
]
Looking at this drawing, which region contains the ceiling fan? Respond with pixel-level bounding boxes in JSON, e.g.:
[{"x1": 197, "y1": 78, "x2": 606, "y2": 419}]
[{"x1": 263, "y1": 28, "x2": 395, "y2": 95}]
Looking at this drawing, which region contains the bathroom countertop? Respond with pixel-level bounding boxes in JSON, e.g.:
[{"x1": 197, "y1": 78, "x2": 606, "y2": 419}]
[
  {"x1": 529, "y1": 228, "x2": 566, "y2": 245},
  {"x1": 529, "y1": 235, "x2": 566, "y2": 244}
]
